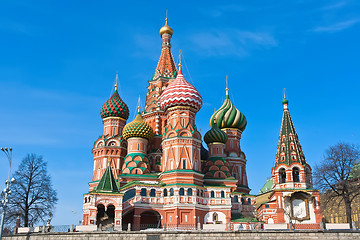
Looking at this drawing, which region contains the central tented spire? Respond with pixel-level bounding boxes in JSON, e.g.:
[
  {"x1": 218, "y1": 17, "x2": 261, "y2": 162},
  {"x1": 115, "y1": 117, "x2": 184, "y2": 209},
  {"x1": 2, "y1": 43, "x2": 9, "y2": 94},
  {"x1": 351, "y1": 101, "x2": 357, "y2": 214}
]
[
  {"x1": 275, "y1": 96, "x2": 306, "y2": 167},
  {"x1": 153, "y1": 18, "x2": 177, "y2": 80}
]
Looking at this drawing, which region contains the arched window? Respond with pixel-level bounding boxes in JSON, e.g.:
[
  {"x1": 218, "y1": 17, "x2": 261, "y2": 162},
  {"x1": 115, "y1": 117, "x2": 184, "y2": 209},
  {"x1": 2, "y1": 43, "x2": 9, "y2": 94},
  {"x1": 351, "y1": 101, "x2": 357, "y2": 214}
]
[
  {"x1": 221, "y1": 191, "x2": 225, "y2": 198},
  {"x1": 231, "y1": 140, "x2": 233, "y2": 148},
  {"x1": 170, "y1": 188, "x2": 174, "y2": 196},
  {"x1": 201, "y1": 190, "x2": 204, "y2": 197},
  {"x1": 241, "y1": 198, "x2": 245, "y2": 204},
  {"x1": 150, "y1": 189, "x2": 156, "y2": 197},
  {"x1": 293, "y1": 167, "x2": 300, "y2": 182},
  {"x1": 247, "y1": 198, "x2": 251, "y2": 205},
  {"x1": 234, "y1": 196, "x2": 239, "y2": 203},
  {"x1": 179, "y1": 188, "x2": 185, "y2": 196},
  {"x1": 187, "y1": 188, "x2": 193, "y2": 196},
  {"x1": 210, "y1": 191, "x2": 215, "y2": 198},
  {"x1": 217, "y1": 148, "x2": 219, "y2": 154},
  {"x1": 279, "y1": 168, "x2": 286, "y2": 183},
  {"x1": 140, "y1": 188, "x2": 147, "y2": 196},
  {"x1": 183, "y1": 160, "x2": 186, "y2": 169},
  {"x1": 113, "y1": 127, "x2": 115, "y2": 135},
  {"x1": 164, "y1": 189, "x2": 168, "y2": 197},
  {"x1": 137, "y1": 143, "x2": 140, "y2": 150}
]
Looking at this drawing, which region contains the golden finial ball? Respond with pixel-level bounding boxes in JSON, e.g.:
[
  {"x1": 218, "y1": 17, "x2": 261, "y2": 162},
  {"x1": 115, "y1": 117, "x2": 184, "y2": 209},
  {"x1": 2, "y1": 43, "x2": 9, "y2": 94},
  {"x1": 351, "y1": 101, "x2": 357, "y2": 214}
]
[{"x1": 160, "y1": 18, "x2": 173, "y2": 36}]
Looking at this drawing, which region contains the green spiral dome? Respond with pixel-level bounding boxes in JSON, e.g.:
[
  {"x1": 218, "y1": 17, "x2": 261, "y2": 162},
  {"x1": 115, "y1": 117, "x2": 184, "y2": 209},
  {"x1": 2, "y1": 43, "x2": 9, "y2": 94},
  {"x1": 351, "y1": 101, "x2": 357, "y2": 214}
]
[
  {"x1": 204, "y1": 122, "x2": 228, "y2": 145},
  {"x1": 122, "y1": 112, "x2": 154, "y2": 141},
  {"x1": 210, "y1": 94, "x2": 247, "y2": 131}
]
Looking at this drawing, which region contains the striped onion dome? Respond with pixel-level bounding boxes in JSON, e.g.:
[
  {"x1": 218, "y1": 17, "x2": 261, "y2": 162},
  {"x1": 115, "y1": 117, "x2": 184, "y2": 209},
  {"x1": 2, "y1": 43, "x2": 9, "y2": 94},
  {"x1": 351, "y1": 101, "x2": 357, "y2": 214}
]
[
  {"x1": 100, "y1": 90, "x2": 129, "y2": 120},
  {"x1": 204, "y1": 121, "x2": 228, "y2": 145},
  {"x1": 210, "y1": 93, "x2": 247, "y2": 131},
  {"x1": 160, "y1": 68, "x2": 202, "y2": 112},
  {"x1": 122, "y1": 111, "x2": 154, "y2": 141}
]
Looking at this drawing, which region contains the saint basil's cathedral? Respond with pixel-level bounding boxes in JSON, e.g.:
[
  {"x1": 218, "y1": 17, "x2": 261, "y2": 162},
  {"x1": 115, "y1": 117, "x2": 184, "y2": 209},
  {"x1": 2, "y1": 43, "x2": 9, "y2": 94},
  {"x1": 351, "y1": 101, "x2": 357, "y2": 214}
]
[{"x1": 82, "y1": 19, "x2": 322, "y2": 230}]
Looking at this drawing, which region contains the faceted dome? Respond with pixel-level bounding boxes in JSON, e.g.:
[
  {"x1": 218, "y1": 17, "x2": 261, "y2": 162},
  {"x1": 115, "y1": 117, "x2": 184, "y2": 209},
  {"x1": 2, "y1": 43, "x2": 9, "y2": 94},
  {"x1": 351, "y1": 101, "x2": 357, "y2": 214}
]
[
  {"x1": 204, "y1": 122, "x2": 228, "y2": 145},
  {"x1": 122, "y1": 112, "x2": 154, "y2": 141},
  {"x1": 160, "y1": 68, "x2": 202, "y2": 112},
  {"x1": 100, "y1": 90, "x2": 129, "y2": 120},
  {"x1": 210, "y1": 94, "x2": 247, "y2": 131}
]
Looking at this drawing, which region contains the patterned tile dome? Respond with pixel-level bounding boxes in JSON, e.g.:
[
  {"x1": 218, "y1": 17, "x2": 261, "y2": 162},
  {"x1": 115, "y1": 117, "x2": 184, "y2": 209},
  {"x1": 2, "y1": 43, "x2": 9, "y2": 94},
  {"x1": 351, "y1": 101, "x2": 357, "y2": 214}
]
[
  {"x1": 122, "y1": 111, "x2": 154, "y2": 141},
  {"x1": 204, "y1": 121, "x2": 228, "y2": 145},
  {"x1": 160, "y1": 68, "x2": 202, "y2": 112},
  {"x1": 100, "y1": 90, "x2": 129, "y2": 120},
  {"x1": 210, "y1": 93, "x2": 247, "y2": 131}
]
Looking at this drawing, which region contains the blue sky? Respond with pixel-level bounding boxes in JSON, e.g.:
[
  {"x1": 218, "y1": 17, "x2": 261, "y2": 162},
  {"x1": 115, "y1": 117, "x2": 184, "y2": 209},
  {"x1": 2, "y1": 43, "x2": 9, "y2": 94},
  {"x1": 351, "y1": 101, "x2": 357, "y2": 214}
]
[{"x1": 0, "y1": 0, "x2": 359, "y2": 225}]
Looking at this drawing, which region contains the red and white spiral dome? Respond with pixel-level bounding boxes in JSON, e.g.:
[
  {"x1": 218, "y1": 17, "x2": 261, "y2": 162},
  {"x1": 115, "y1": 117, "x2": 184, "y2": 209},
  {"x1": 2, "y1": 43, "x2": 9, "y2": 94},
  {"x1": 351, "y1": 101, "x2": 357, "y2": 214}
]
[{"x1": 160, "y1": 68, "x2": 202, "y2": 112}]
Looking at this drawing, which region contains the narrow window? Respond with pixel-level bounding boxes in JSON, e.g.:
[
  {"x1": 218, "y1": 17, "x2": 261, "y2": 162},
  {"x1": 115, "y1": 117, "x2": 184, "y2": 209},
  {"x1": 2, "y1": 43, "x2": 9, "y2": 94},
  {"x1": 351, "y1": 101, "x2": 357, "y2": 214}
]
[
  {"x1": 185, "y1": 215, "x2": 188, "y2": 222},
  {"x1": 150, "y1": 189, "x2": 156, "y2": 197},
  {"x1": 217, "y1": 148, "x2": 219, "y2": 154},
  {"x1": 164, "y1": 189, "x2": 168, "y2": 197},
  {"x1": 221, "y1": 191, "x2": 225, "y2": 198},
  {"x1": 231, "y1": 140, "x2": 233, "y2": 148},
  {"x1": 170, "y1": 188, "x2": 174, "y2": 196},
  {"x1": 140, "y1": 188, "x2": 147, "y2": 196},
  {"x1": 293, "y1": 167, "x2": 300, "y2": 182},
  {"x1": 211, "y1": 191, "x2": 215, "y2": 198},
  {"x1": 137, "y1": 143, "x2": 140, "y2": 150},
  {"x1": 179, "y1": 188, "x2": 185, "y2": 196},
  {"x1": 279, "y1": 168, "x2": 286, "y2": 183},
  {"x1": 113, "y1": 127, "x2": 115, "y2": 135},
  {"x1": 234, "y1": 196, "x2": 238, "y2": 203},
  {"x1": 183, "y1": 160, "x2": 186, "y2": 169},
  {"x1": 187, "y1": 188, "x2": 193, "y2": 196}
]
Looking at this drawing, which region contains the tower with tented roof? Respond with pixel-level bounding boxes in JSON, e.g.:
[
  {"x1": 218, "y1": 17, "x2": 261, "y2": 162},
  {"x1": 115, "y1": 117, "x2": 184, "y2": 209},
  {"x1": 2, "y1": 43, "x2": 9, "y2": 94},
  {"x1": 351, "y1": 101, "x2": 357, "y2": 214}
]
[
  {"x1": 256, "y1": 95, "x2": 322, "y2": 227},
  {"x1": 142, "y1": 18, "x2": 178, "y2": 172}
]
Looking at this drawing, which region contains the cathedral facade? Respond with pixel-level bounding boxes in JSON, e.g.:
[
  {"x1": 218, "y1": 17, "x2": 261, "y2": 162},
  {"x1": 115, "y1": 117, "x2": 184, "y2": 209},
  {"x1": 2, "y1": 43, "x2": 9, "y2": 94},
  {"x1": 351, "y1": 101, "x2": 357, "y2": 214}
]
[
  {"x1": 82, "y1": 19, "x2": 252, "y2": 231},
  {"x1": 82, "y1": 19, "x2": 322, "y2": 231}
]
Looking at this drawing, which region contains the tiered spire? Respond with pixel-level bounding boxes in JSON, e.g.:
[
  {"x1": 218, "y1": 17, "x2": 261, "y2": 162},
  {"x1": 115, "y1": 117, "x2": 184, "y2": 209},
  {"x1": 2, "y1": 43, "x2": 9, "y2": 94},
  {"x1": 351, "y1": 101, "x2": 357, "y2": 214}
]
[
  {"x1": 275, "y1": 96, "x2": 306, "y2": 167},
  {"x1": 153, "y1": 18, "x2": 177, "y2": 80}
]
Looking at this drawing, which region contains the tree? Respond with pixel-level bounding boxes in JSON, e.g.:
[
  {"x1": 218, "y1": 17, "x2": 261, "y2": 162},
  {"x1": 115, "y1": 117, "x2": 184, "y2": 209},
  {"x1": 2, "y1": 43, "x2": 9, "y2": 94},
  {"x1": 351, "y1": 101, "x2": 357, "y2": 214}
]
[
  {"x1": 5, "y1": 154, "x2": 58, "y2": 227},
  {"x1": 314, "y1": 143, "x2": 360, "y2": 224}
]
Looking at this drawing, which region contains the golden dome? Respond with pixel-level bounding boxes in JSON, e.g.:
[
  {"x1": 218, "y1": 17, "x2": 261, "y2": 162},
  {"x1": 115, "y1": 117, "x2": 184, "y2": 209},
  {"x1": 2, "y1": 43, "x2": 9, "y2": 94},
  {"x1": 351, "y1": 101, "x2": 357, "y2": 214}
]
[{"x1": 160, "y1": 18, "x2": 173, "y2": 36}]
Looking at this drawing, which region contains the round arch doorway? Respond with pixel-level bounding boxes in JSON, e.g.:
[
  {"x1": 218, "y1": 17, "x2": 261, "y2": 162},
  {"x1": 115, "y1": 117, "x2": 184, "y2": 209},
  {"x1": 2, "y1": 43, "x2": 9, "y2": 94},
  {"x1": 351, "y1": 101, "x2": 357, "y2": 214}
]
[
  {"x1": 96, "y1": 204, "x2": 115, "y2": 230},
  {"x1": 140, "y1": 210, "x2": 162, "y2": 230}
]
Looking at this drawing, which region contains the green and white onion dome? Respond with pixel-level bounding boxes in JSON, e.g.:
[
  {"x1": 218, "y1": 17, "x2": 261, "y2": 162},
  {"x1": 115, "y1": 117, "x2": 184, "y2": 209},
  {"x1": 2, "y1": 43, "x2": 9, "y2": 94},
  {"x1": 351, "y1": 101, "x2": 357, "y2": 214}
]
[
  {"x1": 204, "y1": 122, "x2": 228, "y2": 145},
  {"x1": 122, "y1": 112, "x2": 154, "y2": 141},
  {"x1": 210, "y1": 94, "x2": 247, "y2": 131}
]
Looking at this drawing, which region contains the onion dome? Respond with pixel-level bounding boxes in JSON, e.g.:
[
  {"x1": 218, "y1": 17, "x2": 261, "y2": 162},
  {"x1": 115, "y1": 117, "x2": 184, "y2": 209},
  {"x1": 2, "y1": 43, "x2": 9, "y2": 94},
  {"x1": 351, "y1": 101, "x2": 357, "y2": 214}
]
[
  {"x1": 122, "y1": 109, "x2": 154, "y2": 141},
  {"x1": 210, "y1": 90, "x2": 247, "y2": 131},
  {"x1": 160, "y1": 67, "x2": 202, "y2": 112},
  {"x1": 160, "y1": 18, "x2": 173, "y2": 36},
  {"x1": 282, "y1": 97, "x2": 288, "y2": 105},
  {"x1": 204, "y1": 121, "x2": 228, "y2": 145},
  {"x1": 100, "y1": 85, "x2": 129, "y2": 120}
]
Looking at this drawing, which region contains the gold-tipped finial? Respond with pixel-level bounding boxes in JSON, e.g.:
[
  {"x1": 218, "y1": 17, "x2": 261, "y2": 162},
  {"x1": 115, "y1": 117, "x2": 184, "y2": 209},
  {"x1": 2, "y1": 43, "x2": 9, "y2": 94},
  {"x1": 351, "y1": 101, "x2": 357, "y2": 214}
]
[
  {"x1": 225, "y1": 75, "x2": 229, "y2": 96},
  {"x1": 137, "y1": 95, "x2": 141, "y2": 113},
  {"x1": 283, "y1": 88, "x2": 286, "y2": 99},
  {"x1": 160, "y1": 11, "x2": 173, "y2": 36},
  {"x1": 178, "y1": 49, "x2": 182, "y2": 70},
  {"x1": 114, "y1": 72, "x2": 119, "y2": 91}
]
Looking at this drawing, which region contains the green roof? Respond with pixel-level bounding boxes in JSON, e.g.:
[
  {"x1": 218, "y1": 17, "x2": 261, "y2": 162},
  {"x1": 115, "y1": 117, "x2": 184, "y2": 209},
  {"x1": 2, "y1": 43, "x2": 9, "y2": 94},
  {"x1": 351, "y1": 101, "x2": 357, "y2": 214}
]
[
  {"x1": 275, "y1": 99, "x2": 306, "y2": 167},
  {"x1": 93, "y1": 165, "x2": 119, "y2": 193},
  {"x1": 258, "y1": 178, "x2": 273, "y2": 194},
  {"x1": 349, "y1": 162, "x2": 360, "y2": 179}
]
